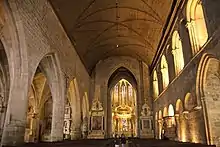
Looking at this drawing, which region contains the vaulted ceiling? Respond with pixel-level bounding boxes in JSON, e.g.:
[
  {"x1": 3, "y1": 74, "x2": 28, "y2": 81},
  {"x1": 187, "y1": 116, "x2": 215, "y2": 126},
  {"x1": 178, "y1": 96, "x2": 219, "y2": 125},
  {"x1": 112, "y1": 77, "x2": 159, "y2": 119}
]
[{"x1": 50, "y1": 0, "x2": 174, "y2": 73}]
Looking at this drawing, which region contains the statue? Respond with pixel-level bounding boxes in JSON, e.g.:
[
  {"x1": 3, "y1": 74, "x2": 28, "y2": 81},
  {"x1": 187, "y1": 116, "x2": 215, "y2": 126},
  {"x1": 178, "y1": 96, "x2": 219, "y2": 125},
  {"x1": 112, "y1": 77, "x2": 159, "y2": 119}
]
[{"x1": 141, "y1": 99, "x2": 152, "y2": 116}]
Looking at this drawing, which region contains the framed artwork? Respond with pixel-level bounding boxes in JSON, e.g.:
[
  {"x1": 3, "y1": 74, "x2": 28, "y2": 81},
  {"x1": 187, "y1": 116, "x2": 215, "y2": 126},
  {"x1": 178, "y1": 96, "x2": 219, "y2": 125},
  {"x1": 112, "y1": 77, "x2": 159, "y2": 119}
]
[
  {"x1": 142, "y1": 119, "x2": 151, "y2": 130},
  {"x1": 92, "y1": 116, "x2": 103, "y2": 130}
]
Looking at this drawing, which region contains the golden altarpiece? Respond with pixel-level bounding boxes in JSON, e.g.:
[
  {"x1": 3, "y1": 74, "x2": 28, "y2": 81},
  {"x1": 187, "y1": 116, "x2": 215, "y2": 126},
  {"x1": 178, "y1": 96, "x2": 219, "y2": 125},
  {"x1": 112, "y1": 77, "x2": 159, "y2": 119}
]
[{"x1": 111, "y1": 79, "x2": 137, "y2": 137}]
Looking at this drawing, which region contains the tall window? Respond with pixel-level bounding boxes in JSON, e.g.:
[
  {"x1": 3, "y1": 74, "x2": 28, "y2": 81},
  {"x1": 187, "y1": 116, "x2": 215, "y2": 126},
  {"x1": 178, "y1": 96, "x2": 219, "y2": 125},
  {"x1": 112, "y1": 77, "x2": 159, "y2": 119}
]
[
  {"x1": 172, "y1": 31, "x2": 185, "y2": 75},
  {"x1": 186, "y1": 0, "x2": 208, "y2": 54},
  {"x1": 128, "y1": 85, "x2": 133, "y2": 97},
  {"x1": 161, "y1": 55, "x2": 169, "y2": 89},
  {"x1": 153, "y1": 70, "x2": 159, "y2": 98}
]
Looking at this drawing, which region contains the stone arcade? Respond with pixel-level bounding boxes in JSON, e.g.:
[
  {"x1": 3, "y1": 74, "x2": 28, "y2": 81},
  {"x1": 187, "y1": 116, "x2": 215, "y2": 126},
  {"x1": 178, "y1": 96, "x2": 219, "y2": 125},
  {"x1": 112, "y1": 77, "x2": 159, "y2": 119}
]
[{"x1": 0, "y1": 0, "x2": 220, "y2": 147}]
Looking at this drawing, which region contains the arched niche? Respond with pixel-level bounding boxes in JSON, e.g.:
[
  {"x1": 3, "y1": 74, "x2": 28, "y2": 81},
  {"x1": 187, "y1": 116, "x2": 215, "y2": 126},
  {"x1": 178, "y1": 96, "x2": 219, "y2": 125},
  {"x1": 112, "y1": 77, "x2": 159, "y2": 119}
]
[
  {"x1": 168, "y1": 104, "x2": 175, "y2": 117},
  {"x1": 161, "y1": 55, "x2": 169, "y2": 89},
  {"x1": 184, "y1": 93, "x2": 197, "y2": 111},
  {"x1": 163, "y1": 107, "x2": 168, "y2": 117},
  {"x1": 176, "y1": 99, "x2": 183, "y2": 114},
  {"x1": 107, "y1": 67, "x2": 138, "y2": 137},
  {"x1": 153, "y1": 70, "x2": 159, "y2": 99},
  {"x1": 172, "y1": 31, "x2": 185, "y2": 75}
]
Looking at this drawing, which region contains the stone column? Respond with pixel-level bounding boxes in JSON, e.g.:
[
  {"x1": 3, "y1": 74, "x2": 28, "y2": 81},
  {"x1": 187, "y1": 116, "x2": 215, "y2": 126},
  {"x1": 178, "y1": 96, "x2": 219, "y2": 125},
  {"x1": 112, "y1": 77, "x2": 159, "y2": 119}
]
[
  {"x1": 50, "y1": 86, "x2": 65, "y2": 142},
  {"x1": 158, "y1": 119, "x2": 163, "y2": 139},
  {"x1": 1, "y1": 78, "x2": 29, "y2": 146}
]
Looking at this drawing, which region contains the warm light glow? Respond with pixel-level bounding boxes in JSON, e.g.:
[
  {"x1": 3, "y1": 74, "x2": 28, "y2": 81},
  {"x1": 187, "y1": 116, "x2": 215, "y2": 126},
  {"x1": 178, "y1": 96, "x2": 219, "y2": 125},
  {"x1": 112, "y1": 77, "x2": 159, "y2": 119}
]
[
  {"x1": 184, "y1": 93, "x2": 196, "y2": 111},
  {"x1": 172, "y1": 31, "x2": 184, "y2": 75},
  {"x1": 111, "y1": 79, "x2": 137, "y2": 136},
  {"x1": 195, "y1": 3, "x2": 208, "y2": 47},
  {"x1": 159, "y1": 110, "x2": 162, "y2": 120},
  {"x1": 153, "y1": 70, "x2": 159, "y2": 98},
  {"x1": 163, "y1": 107, "x2": 168, "y2": 117},
  {"x1": 161, "y1": 55, "x2": 169, "y2": 89},
  {"x1": 186, "y1": 0, "x2": 208, "y2": 54},
  {"x1": 176, "y1": 99, "x2": 183, "y2": 114},
  {"x1": 168, "y1": 104, "x2": 174, "y2": 116}
]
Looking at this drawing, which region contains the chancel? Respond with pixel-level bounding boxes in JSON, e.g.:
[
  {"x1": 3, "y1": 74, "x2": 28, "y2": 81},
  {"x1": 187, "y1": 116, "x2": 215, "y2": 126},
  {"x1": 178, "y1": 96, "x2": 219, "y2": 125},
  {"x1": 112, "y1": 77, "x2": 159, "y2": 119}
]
[{"x1": 0, "y1": 0, "x2": 220, "y2": 147}]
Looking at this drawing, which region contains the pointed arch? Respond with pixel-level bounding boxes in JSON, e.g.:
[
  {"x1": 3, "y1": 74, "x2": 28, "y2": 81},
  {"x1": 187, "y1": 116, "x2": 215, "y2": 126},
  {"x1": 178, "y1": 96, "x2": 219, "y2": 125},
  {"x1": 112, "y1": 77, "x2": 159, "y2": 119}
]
[
  {"x1": 153, "y1": 70, "x2": 159, "y2": 98},
  {"x1": 172, "y1": 31, "x2": 185, "y2": 75},
  {"x1": 161, "y1": 55, "x2": 169, "y2": 89},
  {"x1": 159, "y1": 110, "x2": 163, "y2": 120},
  {"x1": 175, "y1": 99, "x2": 183, "y2": 114},
  {"x1": 186, "y1": 0, "x2": 208, "y2": 54},
  {"x1": 163, "y1": 107, "x2": 168, "y2": 117},
  {"x1": 184, "y1": 93, "x2": 197, "y2": 111},
  {"x1": 168, "y1": 104, "x2": 175, "y2": 117}
]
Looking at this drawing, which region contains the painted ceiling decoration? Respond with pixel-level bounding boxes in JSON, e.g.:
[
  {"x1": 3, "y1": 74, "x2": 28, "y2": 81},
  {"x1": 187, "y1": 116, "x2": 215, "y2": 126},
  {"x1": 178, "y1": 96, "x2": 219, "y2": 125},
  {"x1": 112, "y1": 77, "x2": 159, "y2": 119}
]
[{"x1": 50, "y1": 0, "x2": 174, "y2": 73}]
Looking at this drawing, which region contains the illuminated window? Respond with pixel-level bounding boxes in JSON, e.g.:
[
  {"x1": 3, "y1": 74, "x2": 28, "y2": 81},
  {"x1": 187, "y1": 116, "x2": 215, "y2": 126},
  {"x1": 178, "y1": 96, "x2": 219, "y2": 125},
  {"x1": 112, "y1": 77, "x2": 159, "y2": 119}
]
[
  {"x1": 153, "y1": 70, "x2": 159, "y2": 98},
  {"x1": 161, "y1": 55, "x2": 169, "y2": 89},
  {"x1": 128, "y1": 85, "x2": 133, "y2": 97},
  {"x1": 172, "y1": 31, "x2": 185, "y2": 75},
  {"x1": 115, "y1": 85, "x2": 118, "y2": 93},
  {"x1": 186, "y1": 0, "x2": 208, "y2": 54}
]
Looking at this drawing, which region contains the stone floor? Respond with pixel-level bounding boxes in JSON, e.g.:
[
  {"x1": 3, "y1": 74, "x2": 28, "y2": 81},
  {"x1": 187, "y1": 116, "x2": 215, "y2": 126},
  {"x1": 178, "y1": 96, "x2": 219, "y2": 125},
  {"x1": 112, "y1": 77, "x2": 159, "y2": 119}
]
[{"x1": 2, "y1": 139, "x2": 216, "y2": 147}]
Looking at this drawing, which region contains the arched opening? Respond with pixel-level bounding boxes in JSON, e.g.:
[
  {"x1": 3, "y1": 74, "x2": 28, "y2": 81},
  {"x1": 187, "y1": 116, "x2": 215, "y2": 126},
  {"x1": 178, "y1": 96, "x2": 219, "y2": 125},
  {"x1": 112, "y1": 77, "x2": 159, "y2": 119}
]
[
  {"x1": 108, "y1": 67, "x2": 138, "y2": 137},
  {"x1": 172, "y1": 31, "x2": 185, "y2": 75},
  {"x1": 0, "y1": 41, "x2": 9, "y2": 140},
  {"x1": 175, "y1": 99, "x2": 183, "y2": 141},
  {"x1": 24, "y1": 54, "x2": 65, "y2": 142},
  {"x1": 184, "y1": 93, "x2": 197, "y2": 111},
  {"x1": 201, "y1": 58, "x2": 220, "y2": 146},
  {"x1": 163, "y1": 107, "x2": 168, "y2": 117},
  {"x1": 153, "y1": 70, "x2": 159, "y2": 99},
  {"x1": 24, "y1": 68, "x2": 53, "y2": 142},
  {"x1": 161, "y1": 55, "x2": 169, "y2": 89},
  {"x1": 186, "y1": 0, "x2": 208, "y2": 54},
  {"x1": 65, "y1": 79, "x2": 81, "y2": 140},
  {"x1": 176, "y1": 99, "x2": 184, "y2": 114}
]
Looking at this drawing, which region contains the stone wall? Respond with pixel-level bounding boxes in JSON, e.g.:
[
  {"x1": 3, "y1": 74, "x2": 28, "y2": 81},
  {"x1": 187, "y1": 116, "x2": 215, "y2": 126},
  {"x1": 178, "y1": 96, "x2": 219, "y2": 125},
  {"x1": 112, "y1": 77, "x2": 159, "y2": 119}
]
[
  {"x1": 0, "y1": 0, "x2": 90, "y2": 145},
  {"x1": 152, "y1": 0, "x2": 220, "y2": 145}
]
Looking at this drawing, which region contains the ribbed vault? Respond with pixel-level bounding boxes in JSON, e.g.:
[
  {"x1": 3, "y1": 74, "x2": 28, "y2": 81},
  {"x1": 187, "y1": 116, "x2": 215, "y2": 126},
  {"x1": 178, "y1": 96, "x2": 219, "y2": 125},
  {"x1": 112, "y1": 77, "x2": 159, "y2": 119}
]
[{"x1": 50, "y1": 0, "x2": 174, "y2": 73}]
